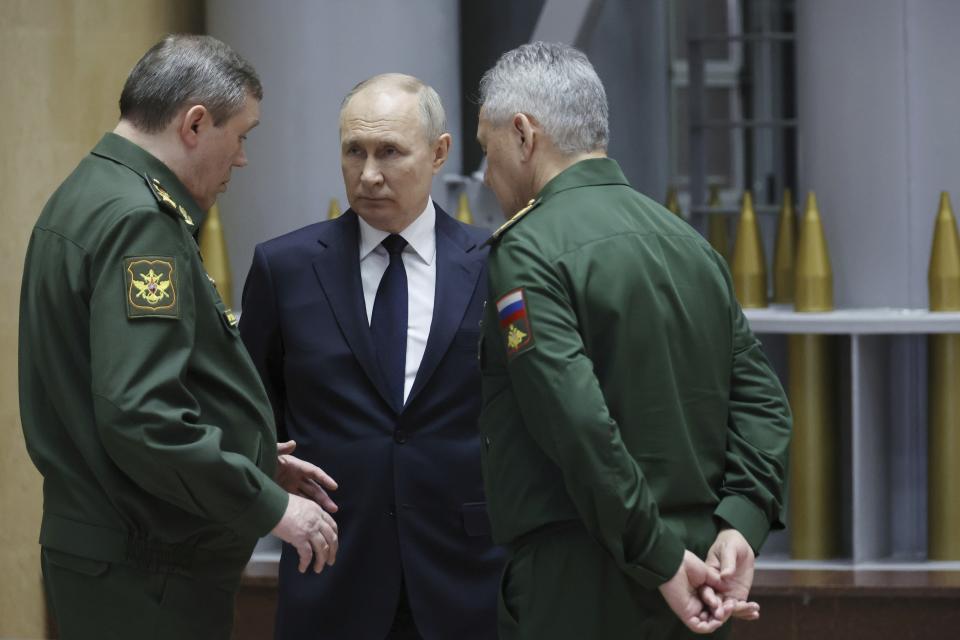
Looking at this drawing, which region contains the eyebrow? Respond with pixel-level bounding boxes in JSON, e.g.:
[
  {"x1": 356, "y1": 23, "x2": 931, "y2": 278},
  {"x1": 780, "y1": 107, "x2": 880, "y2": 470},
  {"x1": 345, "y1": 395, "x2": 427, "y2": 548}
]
[{"x1": 341, "y1": 135, "x2": 407, "y2": 148}]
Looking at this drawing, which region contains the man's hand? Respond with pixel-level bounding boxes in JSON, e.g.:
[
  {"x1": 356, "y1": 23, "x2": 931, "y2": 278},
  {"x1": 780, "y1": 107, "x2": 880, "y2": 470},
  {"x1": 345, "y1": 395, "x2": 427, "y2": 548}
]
[
  {"x1": 658, "y1": 550, "x2": 727, "y2": 634},
  {"x1": 702, "y1": 528, "x2": 760, "y2": 621},
  {"x1": 271, "y1": 494, "x2": 339, "y2": 574},
  {"x1": 276, "y1": 440, "x2": 339, "y2": 513}
]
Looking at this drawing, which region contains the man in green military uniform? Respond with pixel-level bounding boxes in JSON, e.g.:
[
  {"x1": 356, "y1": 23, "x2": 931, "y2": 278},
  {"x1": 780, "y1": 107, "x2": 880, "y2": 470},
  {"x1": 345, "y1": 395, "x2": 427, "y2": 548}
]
[
  {"x1": 19, "y1": 35, "x2": 339, "y2": 639},
  {"x1": 475, "y1": 42, "x2": 792, "y2": 638}
]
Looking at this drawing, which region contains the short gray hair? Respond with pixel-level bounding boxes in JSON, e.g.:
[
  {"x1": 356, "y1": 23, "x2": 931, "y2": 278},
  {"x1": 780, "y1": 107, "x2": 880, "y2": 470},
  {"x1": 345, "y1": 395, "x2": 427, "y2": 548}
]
[
  {"x1": 479, "y1": 42, "x2": 608, "y2": 154},
  {"x1": 340, "y1": 73, "x2": 447, "y2": 142},
  {"x1": 119, "y1": 34, "x2": 262, "y2": 134}
]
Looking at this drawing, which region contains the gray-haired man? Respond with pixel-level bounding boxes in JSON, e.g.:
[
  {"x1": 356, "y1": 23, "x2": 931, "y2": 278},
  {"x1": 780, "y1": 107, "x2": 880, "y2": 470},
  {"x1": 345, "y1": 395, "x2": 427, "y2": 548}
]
[
  {"x1": 20, "y1": 34, "x2": 338, "y2": 640},
  {"x1": 476, "y1": 41, "x2": 791, "y2": 638}
]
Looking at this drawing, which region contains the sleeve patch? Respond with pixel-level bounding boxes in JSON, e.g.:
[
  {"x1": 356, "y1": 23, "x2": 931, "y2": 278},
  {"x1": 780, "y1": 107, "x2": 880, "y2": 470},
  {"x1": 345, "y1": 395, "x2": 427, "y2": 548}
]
[
  {"x1": 124, "y1": 256, "x2": 179, "y2": 319},
  {"x1": 496, "y1": 288, "x2": 535, "y2": 359}
]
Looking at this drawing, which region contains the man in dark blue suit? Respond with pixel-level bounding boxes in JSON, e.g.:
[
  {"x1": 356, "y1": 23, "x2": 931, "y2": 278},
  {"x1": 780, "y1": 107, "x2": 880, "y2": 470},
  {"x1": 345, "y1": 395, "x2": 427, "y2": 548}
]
[{"x1": 240, "y1": 73, "x2": 503, "y2": 639}]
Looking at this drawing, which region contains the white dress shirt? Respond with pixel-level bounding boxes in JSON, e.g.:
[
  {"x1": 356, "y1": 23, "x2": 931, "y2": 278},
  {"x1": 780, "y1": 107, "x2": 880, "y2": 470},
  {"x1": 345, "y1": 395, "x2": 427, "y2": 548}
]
[{"x1": 358, "y1": 198, "x2": 436, "y2": 404}]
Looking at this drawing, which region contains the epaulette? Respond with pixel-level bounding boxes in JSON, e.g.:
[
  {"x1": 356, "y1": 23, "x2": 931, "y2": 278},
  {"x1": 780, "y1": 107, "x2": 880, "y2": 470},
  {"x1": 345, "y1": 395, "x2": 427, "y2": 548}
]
[
  {"x1": 482, "y1": 198, "x2": 541, "y2": 248},
  {"x1": 145, "y1": 174, "x2": 195, "y2": 227}
]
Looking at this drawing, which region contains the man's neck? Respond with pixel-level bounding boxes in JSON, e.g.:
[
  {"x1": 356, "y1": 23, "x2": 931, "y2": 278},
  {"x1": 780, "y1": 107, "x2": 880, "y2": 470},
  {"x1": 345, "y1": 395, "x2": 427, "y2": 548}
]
[{"x1": 113, "y1": 120, "x2": 184, "y2": 177}]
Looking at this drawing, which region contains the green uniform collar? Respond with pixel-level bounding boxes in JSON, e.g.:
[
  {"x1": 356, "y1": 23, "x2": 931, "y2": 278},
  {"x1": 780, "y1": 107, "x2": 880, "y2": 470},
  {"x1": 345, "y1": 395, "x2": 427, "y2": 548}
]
[
  {"x1": 91, "y1": 132, "x2": 207, "y2": 232},
  {"x1": 536, "y1": 156, "x2": 630, "y2": 203},
  {"x1": 485, "y1": 158, "x2": 631, "y2": 246}
]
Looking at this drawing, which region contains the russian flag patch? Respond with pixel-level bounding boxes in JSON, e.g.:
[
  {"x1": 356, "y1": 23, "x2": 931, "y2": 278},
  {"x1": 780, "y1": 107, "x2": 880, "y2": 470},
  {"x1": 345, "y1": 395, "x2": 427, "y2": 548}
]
[{"x1": 495, "y1": 288, "x2": 534, "y2": 358}]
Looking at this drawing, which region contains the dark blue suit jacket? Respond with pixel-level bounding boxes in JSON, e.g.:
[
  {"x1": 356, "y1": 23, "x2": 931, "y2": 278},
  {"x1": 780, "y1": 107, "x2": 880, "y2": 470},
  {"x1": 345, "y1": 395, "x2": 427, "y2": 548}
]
[{"x1": 240, "y1": 207, "x2": 503, "y2": 640}]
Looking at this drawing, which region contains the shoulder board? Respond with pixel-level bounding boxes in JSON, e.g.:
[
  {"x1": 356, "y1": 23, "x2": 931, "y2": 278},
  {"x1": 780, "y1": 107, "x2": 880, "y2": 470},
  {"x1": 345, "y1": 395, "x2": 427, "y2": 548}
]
[
  {"x1": 145, "y1": 175, "x2": 195, "y2": 227},
  {"x1": 482, "y1": 198, "x2": 541, "y2": 248}
]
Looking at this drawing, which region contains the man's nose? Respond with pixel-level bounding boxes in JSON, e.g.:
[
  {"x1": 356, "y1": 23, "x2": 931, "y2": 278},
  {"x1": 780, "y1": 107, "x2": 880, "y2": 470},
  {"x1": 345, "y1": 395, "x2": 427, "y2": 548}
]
[
  {"x1": 235, "y1": 148, "x2": 248, "y2": 168},
  {"x1": 361, "y1": 158, "x2": 383, "y2": 186}
]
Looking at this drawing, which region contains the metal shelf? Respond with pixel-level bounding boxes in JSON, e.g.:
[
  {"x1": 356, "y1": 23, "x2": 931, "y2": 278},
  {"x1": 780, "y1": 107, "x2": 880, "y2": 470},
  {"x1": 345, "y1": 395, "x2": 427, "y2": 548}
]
[{"x1": 744, "y1": 306, "x2": 960, "y2": 334}]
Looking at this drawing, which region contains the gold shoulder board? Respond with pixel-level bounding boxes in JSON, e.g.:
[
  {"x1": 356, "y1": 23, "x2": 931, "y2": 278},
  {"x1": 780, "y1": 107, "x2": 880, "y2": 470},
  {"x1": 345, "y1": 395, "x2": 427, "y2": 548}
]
[
  {"x1": 482, "y1": 198, "x2": 541, "y2": 248},
  {"x1": 145, "y1": 175, "x2": 194, "y2": 226}
]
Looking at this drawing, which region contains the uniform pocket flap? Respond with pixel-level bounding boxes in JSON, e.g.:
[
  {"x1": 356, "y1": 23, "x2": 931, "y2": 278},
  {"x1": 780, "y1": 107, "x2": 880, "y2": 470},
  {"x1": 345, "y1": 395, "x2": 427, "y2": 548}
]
[
  {"x1": 44, "y1": 548, "x2": 110, "y2": 577},
  {"x1": 461, "y1": 501, "x2": 492, "y2": 537}
]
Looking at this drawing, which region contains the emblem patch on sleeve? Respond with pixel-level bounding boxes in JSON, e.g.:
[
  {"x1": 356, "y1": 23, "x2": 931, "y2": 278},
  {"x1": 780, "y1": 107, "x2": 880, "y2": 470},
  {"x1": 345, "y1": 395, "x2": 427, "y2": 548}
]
[
  {"x1": 124, "y1": 257, "x2": 179, "y2": 319},
  {"x1": 496, "y1": 288, "x2": 534, "y2": 359}
]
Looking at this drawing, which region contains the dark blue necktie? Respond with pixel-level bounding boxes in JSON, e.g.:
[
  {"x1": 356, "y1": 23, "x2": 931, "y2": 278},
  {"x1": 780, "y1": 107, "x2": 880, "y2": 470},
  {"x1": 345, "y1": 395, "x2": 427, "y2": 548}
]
[{"x1": 371, "y1": 234, "x2": 408, "y2": 410}]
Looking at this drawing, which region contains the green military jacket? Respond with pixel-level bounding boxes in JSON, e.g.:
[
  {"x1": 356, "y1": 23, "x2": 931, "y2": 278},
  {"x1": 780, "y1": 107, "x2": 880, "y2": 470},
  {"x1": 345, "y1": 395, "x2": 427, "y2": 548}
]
[
  {"x1": 19, "y1": 133, "x2": 288, "y2": 588},
  {"x1": 479, "y1": 158, "x2": 791, "y2": 589}
]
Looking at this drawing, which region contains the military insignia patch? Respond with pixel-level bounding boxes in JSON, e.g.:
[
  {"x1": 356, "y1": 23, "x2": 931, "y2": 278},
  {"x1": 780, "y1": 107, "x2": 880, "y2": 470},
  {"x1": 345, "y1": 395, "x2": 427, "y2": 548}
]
[
  {"x1": 124, "y1": 257, "x2": 179, "y2": 319},
  {"x1": 496, "y1": 288, "x2": 534, "y2": 359}
]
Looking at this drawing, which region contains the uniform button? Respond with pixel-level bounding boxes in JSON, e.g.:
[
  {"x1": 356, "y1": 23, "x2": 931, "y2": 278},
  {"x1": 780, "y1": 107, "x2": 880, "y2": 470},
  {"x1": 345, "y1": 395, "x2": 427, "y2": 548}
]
[
  {"x1": 394, "y1": 430, "x2": 407, "y2": 444},
  {"x1": 387, "y1": 505, "x2": 396, "y2": 518}
]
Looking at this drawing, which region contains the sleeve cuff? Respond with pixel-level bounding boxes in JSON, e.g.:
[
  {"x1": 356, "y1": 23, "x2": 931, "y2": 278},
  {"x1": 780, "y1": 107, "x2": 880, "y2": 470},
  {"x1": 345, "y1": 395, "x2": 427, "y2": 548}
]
[
  {"x1": 623, "y1": 525, "x2": 686, "y2": 589},
  {"x1": 226, "y1": 478, "x2": 289, "y2": 540},
  {"x1": 714, "y1": 495, "x2": 771, "y2": 554}
]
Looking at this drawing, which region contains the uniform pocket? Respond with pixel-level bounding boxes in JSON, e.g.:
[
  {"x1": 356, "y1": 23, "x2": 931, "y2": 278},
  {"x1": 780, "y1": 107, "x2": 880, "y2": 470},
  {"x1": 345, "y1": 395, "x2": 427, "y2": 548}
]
[
  {"x1": 498, "y1": 545, "x2": 535, "y2": 633},
  {"x1": 43, "y1": 548, "x2": 109, "y2": 577}
]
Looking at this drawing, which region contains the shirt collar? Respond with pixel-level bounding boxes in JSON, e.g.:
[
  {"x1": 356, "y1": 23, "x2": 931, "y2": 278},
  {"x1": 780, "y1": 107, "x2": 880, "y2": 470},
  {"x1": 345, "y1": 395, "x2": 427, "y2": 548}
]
[{"x1": 358, "y1": 197, "x2": 436, "y2": 265}]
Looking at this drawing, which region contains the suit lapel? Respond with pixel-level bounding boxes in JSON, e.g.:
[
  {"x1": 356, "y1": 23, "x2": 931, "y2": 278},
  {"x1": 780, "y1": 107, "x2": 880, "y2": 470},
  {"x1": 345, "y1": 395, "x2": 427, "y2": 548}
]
[
  {"x1": 312, "y1": 212, "x2": 394, "y2": 410},
  {"x1": 406, "y1": 209, "x2": 483, "y2": 408}
]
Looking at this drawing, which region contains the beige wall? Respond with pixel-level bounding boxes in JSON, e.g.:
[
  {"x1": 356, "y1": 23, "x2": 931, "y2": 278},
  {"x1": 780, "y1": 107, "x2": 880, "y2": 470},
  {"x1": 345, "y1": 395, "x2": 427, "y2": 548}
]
[{"x1": 0, "y1": 2, "x2": 202, "y2": 637}]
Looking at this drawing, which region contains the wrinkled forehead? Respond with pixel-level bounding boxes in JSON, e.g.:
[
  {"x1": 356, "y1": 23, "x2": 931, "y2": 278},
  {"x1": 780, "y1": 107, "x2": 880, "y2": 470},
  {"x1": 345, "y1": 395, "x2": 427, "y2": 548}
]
[{"x1": 339, "y1": 87, "x2": 424, "y2": 143}]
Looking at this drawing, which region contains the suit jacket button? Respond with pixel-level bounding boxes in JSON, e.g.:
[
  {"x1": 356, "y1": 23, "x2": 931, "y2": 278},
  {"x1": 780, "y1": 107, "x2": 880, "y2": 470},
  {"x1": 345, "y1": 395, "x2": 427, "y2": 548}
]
[
  {"x1": 387, "y1": 506, "x2": 396, "y2": 518},
  {"x1": 394, "y1": 430, "x2": 407, "y2": 444}
]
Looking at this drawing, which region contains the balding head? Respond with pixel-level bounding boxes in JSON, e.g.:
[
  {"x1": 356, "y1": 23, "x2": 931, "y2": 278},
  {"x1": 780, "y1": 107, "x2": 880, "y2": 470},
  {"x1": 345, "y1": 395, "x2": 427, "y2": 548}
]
[
  {"x1": 338, "y1": 73, "x2": 452, "y2": 234},
  {"x1": 340, "y1": 73, "x2": 447, "y2": 143}
]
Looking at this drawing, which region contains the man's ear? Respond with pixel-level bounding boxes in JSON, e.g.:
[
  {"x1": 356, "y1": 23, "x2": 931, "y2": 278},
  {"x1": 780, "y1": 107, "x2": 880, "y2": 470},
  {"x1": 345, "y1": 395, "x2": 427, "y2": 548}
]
[
  {"x1": 179, "y1": 105, "x2": 209, "y2": 149},
  {"x1": 513, "y1": 113, "x2": 537, "y2": 161},
  {"x1": 432, "y1": 133, "x2": 452, "y2": 173}
]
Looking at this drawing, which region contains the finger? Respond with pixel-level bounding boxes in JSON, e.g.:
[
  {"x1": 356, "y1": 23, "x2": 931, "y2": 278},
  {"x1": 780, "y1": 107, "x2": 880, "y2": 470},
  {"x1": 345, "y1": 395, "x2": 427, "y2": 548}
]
[
  {"x1": 320, "y1": 509, "x2": 339, "y2": 534},
  {"x1": 277, "y1": 440, "x2": 297, "y2": 456},
  {"x1": 306, "y1": 466, "x2": 338, "y2": 491},
  {"x1": 733, "y1": 608, "x2": 760, "y2": 621},
  {"x1": 705, "y1": 543, "x2": 721, "y2": 571},
  {"x1": 730, "y1": 601, "x2": 761, "y2": 620},
  {"x1": 685, "y1": 615, "x2": 722, "y2": 634},
  {"x1": 309, "y1": 535, "x2": 329, "y2": 574},
  {"x1": 698, "y1": 585, "x2": 722, "y2": 618},
  {"x1": 295, "y1": 540, "x2": 312, "y2": 574},
  {"x1": 703, "y1": 565, "x2": 724, "y2": 591},
  {"x1": 317, "y1": 512, "x2": 339, "y2": 564},
  {"x1": 705, "y1": 553, "x2": 721, "y2": 571},
  {"x1": 301, "y1": 480, "x2": 339, "y2": 512},
  {"x1": 720, "y1": 541, "x2": 738, "y2": 578},
  {"x1": 285, "y1": 458, "x2": 338, "y2": 491}
]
